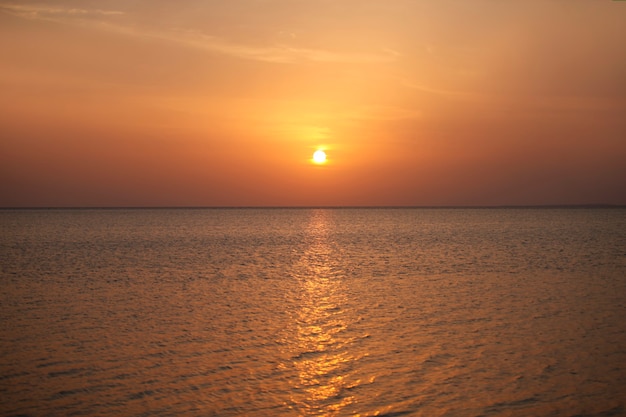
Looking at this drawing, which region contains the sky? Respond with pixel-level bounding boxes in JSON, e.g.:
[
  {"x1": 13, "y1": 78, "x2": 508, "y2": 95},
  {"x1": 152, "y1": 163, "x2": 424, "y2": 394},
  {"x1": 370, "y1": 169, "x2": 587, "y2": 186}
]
[{"x1": 1, "y1": 0, "x2": 625, "y2": 207}]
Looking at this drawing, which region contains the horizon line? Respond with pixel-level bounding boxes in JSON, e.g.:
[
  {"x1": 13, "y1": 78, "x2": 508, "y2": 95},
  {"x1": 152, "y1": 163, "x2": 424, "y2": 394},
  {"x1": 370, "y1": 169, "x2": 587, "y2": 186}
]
[{"x1": 1, "y1": 204, "x2": 624, "y2": 210}]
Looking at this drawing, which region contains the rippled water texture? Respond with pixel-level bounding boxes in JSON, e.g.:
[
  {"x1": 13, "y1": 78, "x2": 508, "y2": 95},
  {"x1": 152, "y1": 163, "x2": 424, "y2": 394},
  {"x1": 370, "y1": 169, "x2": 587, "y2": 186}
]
[{"x1": 1, "y1": 208, "x2": 625, "y2": 416}]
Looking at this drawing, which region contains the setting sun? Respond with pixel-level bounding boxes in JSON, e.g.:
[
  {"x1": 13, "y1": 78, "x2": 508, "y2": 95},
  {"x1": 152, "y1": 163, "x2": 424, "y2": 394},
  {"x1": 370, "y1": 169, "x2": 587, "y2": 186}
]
[{"x1": 313, "y1": 150, "x2": 327, "y2": 164}]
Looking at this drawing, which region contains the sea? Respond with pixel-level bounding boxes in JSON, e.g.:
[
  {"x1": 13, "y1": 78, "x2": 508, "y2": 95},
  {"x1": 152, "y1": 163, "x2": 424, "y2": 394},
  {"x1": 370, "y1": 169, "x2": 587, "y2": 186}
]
[{"x1": 1, "y1": 208, "x2": 625, "y2": 417}]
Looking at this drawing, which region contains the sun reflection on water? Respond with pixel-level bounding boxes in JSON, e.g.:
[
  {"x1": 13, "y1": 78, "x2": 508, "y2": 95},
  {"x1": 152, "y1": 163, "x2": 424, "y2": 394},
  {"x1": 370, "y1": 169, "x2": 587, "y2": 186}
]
[{"x1": 287, "y1": 210, "x2": 356, "y2": 415}]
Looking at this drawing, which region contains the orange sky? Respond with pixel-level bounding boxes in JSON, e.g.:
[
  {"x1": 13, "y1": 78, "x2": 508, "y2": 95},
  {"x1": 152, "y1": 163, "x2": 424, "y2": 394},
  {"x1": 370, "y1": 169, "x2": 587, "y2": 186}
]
[{"x1": 1, "y1": 1, "x2": 625, "y2": 207}]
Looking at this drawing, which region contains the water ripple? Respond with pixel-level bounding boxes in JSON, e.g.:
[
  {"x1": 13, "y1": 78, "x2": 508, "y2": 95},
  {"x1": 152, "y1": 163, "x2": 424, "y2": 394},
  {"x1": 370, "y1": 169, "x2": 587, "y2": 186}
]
[{"x1": 1, "y1": 208, "x2": 625, "y2": 416}]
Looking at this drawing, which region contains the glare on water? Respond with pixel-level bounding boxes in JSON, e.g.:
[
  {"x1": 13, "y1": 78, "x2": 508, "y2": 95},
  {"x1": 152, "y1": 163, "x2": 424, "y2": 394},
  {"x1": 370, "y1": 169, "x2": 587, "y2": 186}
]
[{"x1": 286, "y1": 210, "x2": 356, "y2": 415}]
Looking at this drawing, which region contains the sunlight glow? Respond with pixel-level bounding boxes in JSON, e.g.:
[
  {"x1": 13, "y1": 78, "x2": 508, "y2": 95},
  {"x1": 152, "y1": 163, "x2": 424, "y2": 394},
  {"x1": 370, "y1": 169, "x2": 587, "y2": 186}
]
[{"x1": 313, "y1": 150, "x2": 327, "y2": 164}]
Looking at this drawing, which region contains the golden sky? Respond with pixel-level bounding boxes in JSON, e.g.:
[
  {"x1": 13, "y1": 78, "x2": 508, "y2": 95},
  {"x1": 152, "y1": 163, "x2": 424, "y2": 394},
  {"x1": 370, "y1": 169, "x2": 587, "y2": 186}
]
[{"x1": 1, "y1": 1, "x2": 625, "y2": 207}]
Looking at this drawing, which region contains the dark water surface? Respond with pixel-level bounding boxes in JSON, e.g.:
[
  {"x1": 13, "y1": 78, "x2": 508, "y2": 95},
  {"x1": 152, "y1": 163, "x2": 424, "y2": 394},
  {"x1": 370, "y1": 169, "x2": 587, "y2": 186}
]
[{"x1": 1, "y1": 208, "x2": 625, "y2": 416}]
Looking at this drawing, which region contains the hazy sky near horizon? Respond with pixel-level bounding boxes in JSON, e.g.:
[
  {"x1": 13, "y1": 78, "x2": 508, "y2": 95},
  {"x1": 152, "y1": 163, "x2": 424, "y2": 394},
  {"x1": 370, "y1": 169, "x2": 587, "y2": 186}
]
[{"x1": 1, "y1": 1, "x2": 625, "y2": 207}]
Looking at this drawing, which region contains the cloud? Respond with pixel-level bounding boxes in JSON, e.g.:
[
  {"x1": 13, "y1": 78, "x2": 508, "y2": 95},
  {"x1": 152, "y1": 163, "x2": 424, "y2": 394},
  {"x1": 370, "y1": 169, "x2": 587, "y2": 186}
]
[
  {"x1": 401, "y1": 80, "x2": 474, "y2": 98},
  {"x1": 0, "y1": 3, "x2": 394, "y2": 65},
  {"x1": 170, "y1": 30, "x2": 396, "y2": 64},
  {"x1": 0, "y1": 3, "x2": 124, "y2": 19}
]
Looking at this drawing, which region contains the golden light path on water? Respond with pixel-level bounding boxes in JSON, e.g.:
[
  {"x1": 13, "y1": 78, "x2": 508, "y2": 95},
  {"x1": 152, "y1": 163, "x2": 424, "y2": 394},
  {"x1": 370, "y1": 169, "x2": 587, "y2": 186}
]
[{"x1": 286, "y1": 210, "x2": 362, "y2": 416}]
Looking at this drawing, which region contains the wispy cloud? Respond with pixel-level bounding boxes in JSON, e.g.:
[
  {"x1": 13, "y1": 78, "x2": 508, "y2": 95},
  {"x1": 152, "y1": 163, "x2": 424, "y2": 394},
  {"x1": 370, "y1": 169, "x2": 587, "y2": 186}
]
[
  {"x1": 171, "y1": 30, "x2": 396, "y2": 64},
  {"x1": 0, "y1": 3, "x2": 395, "y2": 65},
  {"x1": 0, "y1": 3, "x2": 124, "y2": 19},
  {"x1": 401, "y1": 79, "x2": 474, "y2": 98}
]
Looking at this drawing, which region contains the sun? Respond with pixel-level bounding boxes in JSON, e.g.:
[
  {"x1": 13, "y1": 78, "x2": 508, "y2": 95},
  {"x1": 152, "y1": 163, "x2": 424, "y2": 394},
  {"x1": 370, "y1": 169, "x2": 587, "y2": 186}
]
[{"x1": 313, "y1": 150, "x2": 327, "y2": 164}]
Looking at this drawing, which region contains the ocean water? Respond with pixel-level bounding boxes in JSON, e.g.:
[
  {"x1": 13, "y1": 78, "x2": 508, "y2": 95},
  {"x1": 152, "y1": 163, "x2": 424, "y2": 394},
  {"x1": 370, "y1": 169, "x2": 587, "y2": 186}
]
[{"x1": 1, "y1": 208, "x2": 625, "y2": 417}]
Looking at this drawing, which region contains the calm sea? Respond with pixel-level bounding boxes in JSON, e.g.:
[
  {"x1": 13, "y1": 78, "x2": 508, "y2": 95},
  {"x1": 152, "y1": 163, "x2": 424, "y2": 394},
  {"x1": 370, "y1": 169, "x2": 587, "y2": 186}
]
[{"x1": 1, "y1": 208, "x2": 625, "y2": 417}]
